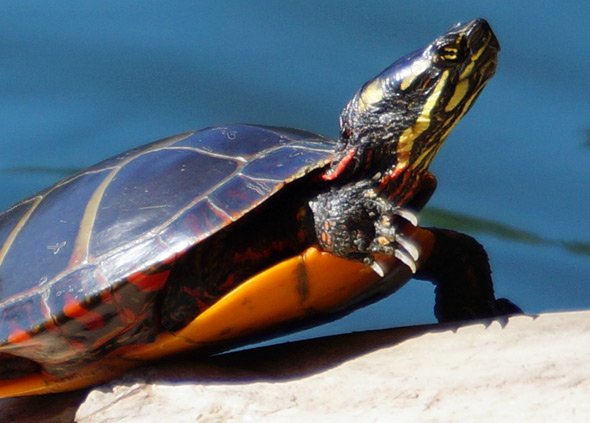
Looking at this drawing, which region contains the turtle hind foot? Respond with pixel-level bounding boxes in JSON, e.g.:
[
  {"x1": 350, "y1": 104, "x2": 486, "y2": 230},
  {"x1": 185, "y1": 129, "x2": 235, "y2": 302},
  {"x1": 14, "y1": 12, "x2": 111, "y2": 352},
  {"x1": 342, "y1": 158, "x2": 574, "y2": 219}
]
[
  {"x1": 494, "y1": 298, "x2": 523, "y2": 316},
  {"x1": 433, "y1": 297, "x2": 524, "y2": 326},
  {"x1": 489, "y1": 298, "x2": 525, "y2": 327}
]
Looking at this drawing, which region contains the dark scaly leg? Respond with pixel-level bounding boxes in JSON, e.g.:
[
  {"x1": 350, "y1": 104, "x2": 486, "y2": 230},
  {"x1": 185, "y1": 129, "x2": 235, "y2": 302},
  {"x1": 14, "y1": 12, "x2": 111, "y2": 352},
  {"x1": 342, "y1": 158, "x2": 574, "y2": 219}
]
[
  {"x1": 414, "y1": 227, "x2": 522, "y2": 322},
  {"x1": 405, "y1": 173, "x2": 521, "y2": 322}
]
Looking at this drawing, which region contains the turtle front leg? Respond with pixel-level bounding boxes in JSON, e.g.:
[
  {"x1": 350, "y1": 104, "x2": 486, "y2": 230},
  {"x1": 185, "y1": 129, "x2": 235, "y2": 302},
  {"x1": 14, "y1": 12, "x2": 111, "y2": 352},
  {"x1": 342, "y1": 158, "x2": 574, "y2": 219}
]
[
  {"x1": 414, "y1": 227, "x2": 522, "y2": 322},
  {"x1": 309, "y1": 180, "x2": 421, "y2": 276}
]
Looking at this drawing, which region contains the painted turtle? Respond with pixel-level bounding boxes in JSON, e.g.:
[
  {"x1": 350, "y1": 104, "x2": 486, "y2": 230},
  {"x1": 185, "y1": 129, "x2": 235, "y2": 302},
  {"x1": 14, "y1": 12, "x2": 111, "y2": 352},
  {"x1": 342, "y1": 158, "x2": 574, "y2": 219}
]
[{"x1": 0, "y1": 19, "x2": 519, "y2": 397}]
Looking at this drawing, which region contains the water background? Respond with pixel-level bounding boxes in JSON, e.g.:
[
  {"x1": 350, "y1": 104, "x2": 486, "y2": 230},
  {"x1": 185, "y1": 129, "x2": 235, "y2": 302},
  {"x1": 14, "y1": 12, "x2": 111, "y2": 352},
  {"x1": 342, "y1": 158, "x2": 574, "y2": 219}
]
[{"x1": 2, "y1": 2, "x2": 589, "y2": 344}]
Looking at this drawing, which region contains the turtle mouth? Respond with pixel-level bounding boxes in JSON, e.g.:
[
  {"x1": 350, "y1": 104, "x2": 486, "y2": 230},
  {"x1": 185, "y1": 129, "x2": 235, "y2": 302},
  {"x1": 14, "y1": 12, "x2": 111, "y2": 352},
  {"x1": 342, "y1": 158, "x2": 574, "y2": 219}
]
[
  {"x1": 455, "y1": 19, "x2": 500, "y2": 86},
  {"x1": 463, "y1": 18, "x2": 500, "y2": 55},
  {"x1": 446, "y1": 21, "x2": 499, "y2": 138}
]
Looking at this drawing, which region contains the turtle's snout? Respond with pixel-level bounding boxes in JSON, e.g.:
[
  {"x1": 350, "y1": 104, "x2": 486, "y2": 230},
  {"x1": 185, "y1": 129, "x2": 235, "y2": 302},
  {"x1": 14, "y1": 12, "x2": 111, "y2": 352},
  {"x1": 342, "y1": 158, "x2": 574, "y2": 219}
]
[{"x1": 464, "y1": 18, "x2": 500, "y2": 53}]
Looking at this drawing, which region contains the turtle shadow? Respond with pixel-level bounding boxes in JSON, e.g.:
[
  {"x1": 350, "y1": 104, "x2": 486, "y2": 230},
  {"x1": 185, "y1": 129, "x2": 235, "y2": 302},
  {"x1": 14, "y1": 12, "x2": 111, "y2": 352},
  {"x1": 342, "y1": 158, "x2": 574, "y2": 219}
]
[
  {"x1": 125, "y1": 321, "x2": 453, "y2": 386},
  {"x1": 0, "y1": 389, "x2": 87, "y2": 423},
  {"x1": 0, "y1": 320, "x2": 478, "y2": 421}
]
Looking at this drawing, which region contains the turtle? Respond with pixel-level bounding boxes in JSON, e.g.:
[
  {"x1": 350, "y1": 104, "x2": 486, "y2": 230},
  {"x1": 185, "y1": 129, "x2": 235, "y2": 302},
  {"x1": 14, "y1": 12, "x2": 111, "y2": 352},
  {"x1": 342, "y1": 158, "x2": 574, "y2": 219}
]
[{"x1": 0, "y1": 18, "x2": 520, "y2": 397}]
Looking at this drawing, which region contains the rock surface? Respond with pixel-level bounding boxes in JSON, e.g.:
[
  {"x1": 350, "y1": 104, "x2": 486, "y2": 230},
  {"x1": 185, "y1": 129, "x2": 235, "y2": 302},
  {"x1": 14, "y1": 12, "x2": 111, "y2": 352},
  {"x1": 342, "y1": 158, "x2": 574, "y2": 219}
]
[{"x1": 1, "y1": 311, "x2": 589, "y2": 422}]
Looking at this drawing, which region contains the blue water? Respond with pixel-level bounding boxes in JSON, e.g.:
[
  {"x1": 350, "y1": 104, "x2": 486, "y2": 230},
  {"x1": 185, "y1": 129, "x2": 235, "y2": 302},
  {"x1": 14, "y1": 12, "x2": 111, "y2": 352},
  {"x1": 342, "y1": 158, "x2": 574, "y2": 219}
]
[{"x1": 1, "y1": 2, "x2": 589, "y2": 343}]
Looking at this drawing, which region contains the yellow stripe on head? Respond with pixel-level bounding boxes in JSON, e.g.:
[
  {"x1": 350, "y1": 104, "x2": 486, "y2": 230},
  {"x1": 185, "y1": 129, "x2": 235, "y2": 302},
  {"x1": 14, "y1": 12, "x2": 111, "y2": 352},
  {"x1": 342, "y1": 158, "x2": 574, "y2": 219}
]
[
  {"x1": 445, "y1": 79, "x2": 469, "y2": 112},
  {"x1": 400, "y1": 58, "x2": 430, "y2": 91},
  {"x1": 394, "y1": 70, "x2": 449, "y2": 172},
  {"x1": 358, "y1": 79, "x2": 384, "y2": 112}
]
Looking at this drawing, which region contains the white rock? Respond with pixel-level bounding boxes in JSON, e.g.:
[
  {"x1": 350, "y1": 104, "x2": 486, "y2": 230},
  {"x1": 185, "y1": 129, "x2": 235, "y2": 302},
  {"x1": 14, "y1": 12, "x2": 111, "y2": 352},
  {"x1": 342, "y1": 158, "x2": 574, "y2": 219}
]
[
  {"x1": 1, "y1": 311, "x2": 589, "y2": 422},
  {"x1": 77, "y1": 311, "x2": 590, "y2": 422}
]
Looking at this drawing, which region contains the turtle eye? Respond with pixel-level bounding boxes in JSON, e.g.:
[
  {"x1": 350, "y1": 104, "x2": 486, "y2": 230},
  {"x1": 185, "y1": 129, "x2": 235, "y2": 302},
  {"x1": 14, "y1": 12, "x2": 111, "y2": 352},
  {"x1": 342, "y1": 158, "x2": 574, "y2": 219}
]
[{"x1": 433, "y1": 36, "x2": 467, "y2": 65}]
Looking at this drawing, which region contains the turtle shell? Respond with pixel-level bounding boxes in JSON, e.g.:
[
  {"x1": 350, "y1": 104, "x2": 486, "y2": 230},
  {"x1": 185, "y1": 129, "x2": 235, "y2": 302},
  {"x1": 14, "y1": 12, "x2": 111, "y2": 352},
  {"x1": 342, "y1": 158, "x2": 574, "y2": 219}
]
[{"x1": 0, "y1": 124, "x2": 337, "y2": 378}]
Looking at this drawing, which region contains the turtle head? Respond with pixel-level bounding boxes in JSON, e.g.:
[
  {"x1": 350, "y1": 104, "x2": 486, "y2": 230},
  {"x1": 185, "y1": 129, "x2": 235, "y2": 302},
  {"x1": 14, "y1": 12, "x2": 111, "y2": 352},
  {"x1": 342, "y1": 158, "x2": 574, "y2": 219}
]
[{"x1": 326, "y1": 19, "x2": 499, "y2": 202}]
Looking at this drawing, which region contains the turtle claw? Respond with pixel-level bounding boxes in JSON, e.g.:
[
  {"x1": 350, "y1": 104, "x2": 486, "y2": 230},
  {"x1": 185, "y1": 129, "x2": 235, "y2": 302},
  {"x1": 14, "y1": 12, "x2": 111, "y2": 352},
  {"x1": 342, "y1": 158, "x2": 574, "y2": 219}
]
[
  {"x1": 368, "y1": 232, "x2": 420, "y2": 275},
  {"x1": 370, "y1": 261, "x2": 386, "y2": 277},
  {"x1": 494, "y1": 298, "x2": 524, "y2": 317},
  {"x1": 394, "y1": 229, "x2": 420, "y2": 274},
  {"x1": 395, "y1": 231, "x2": 420, "y2": 263},
  {"x1": 394, "y1": 207, "x2": 418, "y2": 226},
  {"x1": 368, "y1": 206, "x2": 421, "y2": 275},
  {"x1": 369, "y1": 250, "x2": 416, "y2": 277},
  {"x1": 394, "y1": 248, "x2": 417, "y2": 274}
]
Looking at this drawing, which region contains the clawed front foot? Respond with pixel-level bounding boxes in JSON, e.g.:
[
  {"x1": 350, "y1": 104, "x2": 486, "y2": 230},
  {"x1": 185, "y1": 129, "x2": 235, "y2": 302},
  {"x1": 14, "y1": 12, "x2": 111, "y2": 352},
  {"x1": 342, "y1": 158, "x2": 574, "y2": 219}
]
[
  {"x1": 309, "y1": 181, "x2": 426, "y2": 278},
  {"x1": 368, "y1": 207, "x2": 421, "y2": 276}
]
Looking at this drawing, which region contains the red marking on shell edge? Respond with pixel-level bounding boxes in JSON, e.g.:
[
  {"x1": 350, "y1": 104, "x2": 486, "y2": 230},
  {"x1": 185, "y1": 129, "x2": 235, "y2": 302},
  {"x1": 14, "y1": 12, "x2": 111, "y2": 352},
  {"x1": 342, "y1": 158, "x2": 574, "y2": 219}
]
[
  {"x1": 322, "y1": 148, "x2": 356, "y2": 181},
  {"x1": 63, "y1": 294, "x2": 106, "y2": 330},
  {"x1": 63, "y1": 296, "x2": 87, "y2": 319},
  {"x1": 128, "y1": 269, "x2": 171, "y2": 292},
  {"x1": 7, "y1": 329, "x2": 31, "y2": 344}
]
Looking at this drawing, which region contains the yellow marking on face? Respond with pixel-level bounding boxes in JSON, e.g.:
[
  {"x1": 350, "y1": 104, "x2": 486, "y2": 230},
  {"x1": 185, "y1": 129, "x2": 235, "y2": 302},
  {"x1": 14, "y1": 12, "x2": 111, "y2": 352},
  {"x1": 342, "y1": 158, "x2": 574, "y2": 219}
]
[
  {"x1": 458, "y1": 41, "x2": 489, "y2": 81},
  {"x1": 399, "y1": 76, "x2": 412, "y2": 91},
  {"x1": 441, "y1": 46, "x2": 459, "y2": 60},
  {"x1": 394, "y1": 70, "x2": 449, "y2": 172},
  {"x1": 414, "y1": 79, "x2": 486, "y2": 171},
  {"x1": 400, "y1": 58, "x2": 430, "y2": 91},
  {"x1": 445, "y1": 78, "x2": 469, "y2": 112},
  {"x1": 421, "y1": 70, "x2": 449, "y2": 119},
  {"x1": 414, "y1": 125, "x2": 451, "y2": 171},
  {"x1": 470, "y1": 42, "x2": 488, "y2": 62},
  {"x1": 359, "y1": 79, "x2": 384, "y2": 111},
  {"x1": 459, "y1": 61, "x2": 475, "y2": 80}
]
